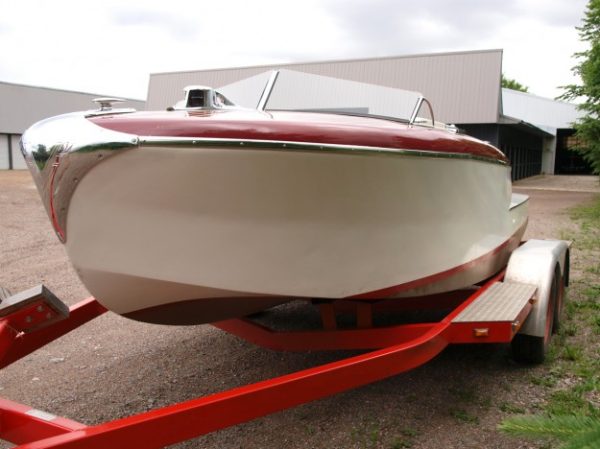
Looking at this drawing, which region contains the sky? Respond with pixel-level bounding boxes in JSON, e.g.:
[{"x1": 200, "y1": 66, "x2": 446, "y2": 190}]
[{"x1": 0, "y1": 0, "x2": 589, "y2": 101}]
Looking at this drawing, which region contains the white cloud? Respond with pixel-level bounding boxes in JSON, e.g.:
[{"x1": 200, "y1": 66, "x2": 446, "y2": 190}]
[{"x1": 0, "y1": 0, "x2": 589, "y2": 100}]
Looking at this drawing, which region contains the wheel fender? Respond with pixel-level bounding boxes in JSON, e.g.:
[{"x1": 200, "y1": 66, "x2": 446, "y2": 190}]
[{"x1": 504, "y1": 240, "x2": 569, "y2": 338}]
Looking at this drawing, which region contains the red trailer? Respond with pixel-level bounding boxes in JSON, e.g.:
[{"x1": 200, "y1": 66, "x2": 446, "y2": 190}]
[{"x1": 0, "y1": 239, "x2": 569, "y2": 449}]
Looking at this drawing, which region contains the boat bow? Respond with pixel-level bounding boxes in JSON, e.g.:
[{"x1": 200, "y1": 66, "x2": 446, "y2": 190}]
[{"x1": 20, "y1": 113, "x2": 139, "y2": 241}]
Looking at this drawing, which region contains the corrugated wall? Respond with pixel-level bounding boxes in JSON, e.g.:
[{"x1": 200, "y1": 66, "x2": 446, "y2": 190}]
[{"x1": 147, "y1": 49, "x2": 502, "y2": 124}]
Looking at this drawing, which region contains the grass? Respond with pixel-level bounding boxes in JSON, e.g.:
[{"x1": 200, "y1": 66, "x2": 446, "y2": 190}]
[
  {"x1": 449, "y1": 386, "x2": 477, "y2": 403},
  {"x1": 559, "y1": 321, "x2": 578, "y2": 337},
  {"x1": 400, "y1": 428, "x2": 418, "y2": 438},
  {"x1": 450, "y1": 408, "x2": 480, "y2": 424},
  {"x1": 349, "y1": 419, "x2": 420, "y2": 448},
  {"x1": 499, "y1": 402, "x2": 526, "y2": 414},
  {"x1": 530, "y1": 373, "x2": 559, "y2": 389},
  {"x1": 546, "y1": 389, "x2": 597, "y2": 417},
  {"x1": 388, "y1": 427, "x2": 419, "y2": 448},
  {"x1": 501, "y1": 195, "x2": 600, "y2": 448},
  {"x1": 582, "y1": 286, "x2": 600, "y2": 302},
  {"x1": 561, "y1": 344, "x2": 584, "y2": 362},
  {"x1": 585, "y1": 263, "x2": 600, "y2": 275},
  {"x1": 390, "y1": 438, "x2": 413, "y2": 448},
  {"x1": 570, "y1": 198, "x2": 600, "y2": 223},
  {"x1": 349, "y1": 419, "x2": 383, "y2": 448}
]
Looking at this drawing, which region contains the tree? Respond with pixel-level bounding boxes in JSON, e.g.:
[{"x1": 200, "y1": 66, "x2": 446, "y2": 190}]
[
  {"x1": 559, "y1": 0, "x2": 600, "y2": 175},
  {"x1": 501, "y1": 74, "x2": 529, "y2": 92}
]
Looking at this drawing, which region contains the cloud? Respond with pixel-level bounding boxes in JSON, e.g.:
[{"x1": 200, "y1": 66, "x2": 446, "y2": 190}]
[
  {"x1": 321, "y1": 0, "x2": 586, "y2": 58},
  {"x1": 513, "y1": 0, "x2": 587, "y2": 27},
  {"x1": 0, "y1": 0, "x2": 589, "y2": 100},
  {"x1": 111, "y1": 8, "x2": 199, "y2": 40},
  {"x1": 312, "y1": 0, "x2": 586, "y2": 98},
  {"x1": 320, "y1": 0, "x2": 509, "y2": 56}
]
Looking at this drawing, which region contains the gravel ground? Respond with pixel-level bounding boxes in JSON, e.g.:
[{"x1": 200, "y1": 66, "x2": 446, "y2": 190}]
[{"x1": 0, "y1": 171, "x2": 598, "y2": 449}]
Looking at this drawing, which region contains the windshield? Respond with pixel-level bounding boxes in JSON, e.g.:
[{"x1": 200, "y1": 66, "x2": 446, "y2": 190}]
[{"x1": 219, "y1": 69, "x2": 430, "y2": 124}]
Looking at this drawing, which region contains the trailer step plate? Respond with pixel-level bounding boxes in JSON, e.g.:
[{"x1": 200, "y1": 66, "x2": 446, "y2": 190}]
[
  {"x1": 0, "y1": 286, "x2": 12, "y2": 302},
  {"x1": 452, "y1": 282, "x2": 537, "y2": 323},
  {"x1": 0, "y1": 285, "x2": 69, "y2": 333}
]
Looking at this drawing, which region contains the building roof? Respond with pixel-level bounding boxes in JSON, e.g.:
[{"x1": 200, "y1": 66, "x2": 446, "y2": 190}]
[{"x1": 501, "y1": 88, "x2": 583, "y2": 132}]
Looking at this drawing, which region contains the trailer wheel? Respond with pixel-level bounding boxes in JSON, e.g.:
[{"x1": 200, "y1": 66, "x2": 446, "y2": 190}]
[
  {"x1": 511, "y1": 265, "x2": 560, "y2": 364},
  {"x1": 552, "y1": 251, "x2": 568, "y2": 334},
  {"x1": 511, "y1": 334, "x2": 545, "y2": 364},
  {"x1": 552, "y1": 272, "x2": 565, "y2": 335}
]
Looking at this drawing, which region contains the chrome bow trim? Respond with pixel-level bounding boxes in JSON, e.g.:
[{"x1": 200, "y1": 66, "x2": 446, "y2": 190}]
[
  {"x1": 20, "y1": 113, "x2": 139, "y2": 242},
  {"x1": 139, "y1": 136, "x2": 509, "y2": 166}
]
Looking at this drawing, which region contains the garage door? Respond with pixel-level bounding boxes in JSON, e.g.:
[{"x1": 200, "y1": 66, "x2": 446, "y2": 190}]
[
  {"x1": 0, "y1": 135, "x2": 8, "y2": 169},
  {"x1": 10, "y1": 135, "x2": 26, "y2": 169}
]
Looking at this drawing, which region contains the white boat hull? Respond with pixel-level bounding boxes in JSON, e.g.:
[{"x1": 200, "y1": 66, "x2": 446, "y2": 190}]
[{"x1": 64, "y1": 144, "x2": 527, "y2": 324}]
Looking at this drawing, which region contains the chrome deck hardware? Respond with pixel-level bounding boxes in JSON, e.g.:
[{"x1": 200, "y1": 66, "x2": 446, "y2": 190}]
[{"x1": 93, "y1": 97, "x2": 125, "y2": 112}]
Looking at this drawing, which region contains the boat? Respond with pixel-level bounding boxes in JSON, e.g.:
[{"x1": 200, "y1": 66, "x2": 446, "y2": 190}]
[{"x1": 20, "y1": 70, "x2": 528, "y2": 325}]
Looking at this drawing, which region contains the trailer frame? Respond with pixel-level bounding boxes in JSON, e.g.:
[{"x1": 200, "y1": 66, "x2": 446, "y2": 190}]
[{"x1": 0, "y1": 240, "x2": 569, "y2": 449}]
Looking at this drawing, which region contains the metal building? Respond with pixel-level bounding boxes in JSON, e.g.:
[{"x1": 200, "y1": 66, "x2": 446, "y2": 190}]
[
  {"x1": 501, "y1": 88, "x2": 587, "y2": 175},
  {"x1": 148, "y1": 49, "x2": 503, "y2": 124},
  {"x1": 147, "y1": 49, "x2": 586, "y2": 180},
  {"x1": 0, "y1": 82, "x2": 145, "y2": 170}
]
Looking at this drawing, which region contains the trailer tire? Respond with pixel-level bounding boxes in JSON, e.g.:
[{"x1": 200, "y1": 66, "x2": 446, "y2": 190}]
[
  {"x1": 552, "y1": 254, "x2": 568, "y2": 334},
  {"x1": 511, "y1": 264, "x2": 560, "y2": 364},
  {"x1": 511, "y1": 334, "x2": 546, "y2": 364}
]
